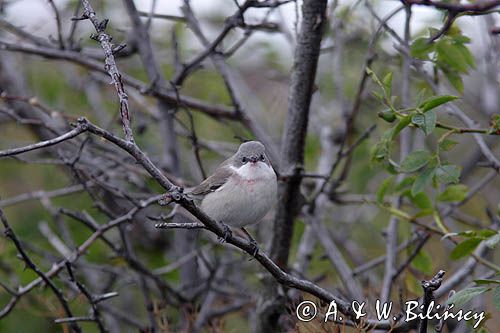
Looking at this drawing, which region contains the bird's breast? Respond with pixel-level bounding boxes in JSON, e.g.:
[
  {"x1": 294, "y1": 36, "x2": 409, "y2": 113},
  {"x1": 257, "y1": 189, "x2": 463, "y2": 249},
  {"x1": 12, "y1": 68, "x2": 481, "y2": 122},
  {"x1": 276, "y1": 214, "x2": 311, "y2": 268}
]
[{"x1": 201, "y1": 163, "x2": 277, "y2": 227}]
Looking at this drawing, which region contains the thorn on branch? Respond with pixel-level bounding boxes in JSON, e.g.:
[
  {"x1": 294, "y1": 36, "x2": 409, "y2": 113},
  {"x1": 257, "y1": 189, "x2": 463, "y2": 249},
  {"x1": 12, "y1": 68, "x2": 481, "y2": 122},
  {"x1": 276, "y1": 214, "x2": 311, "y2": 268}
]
[
  {"x1": 112, "y1": 43, "x2": 127, "y2": 55},
  {"x1": 71, "y1": 14, "x2": 88, "y2": 21},
  {"x1": 97, "y1": 19, "x2": 109, "y2": 32}
]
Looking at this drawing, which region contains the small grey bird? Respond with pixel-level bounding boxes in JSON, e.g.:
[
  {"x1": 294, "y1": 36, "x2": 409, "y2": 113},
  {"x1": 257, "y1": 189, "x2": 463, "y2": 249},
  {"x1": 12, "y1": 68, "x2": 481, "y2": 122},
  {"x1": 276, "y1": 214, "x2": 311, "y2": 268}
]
[{"x1": 189, "y1": 141, "x2": 277, "y2": 253}]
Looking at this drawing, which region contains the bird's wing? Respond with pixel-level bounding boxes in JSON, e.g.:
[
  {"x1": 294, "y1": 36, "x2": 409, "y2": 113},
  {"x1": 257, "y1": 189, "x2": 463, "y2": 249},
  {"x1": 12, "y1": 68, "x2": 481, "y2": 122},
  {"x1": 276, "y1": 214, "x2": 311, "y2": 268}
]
[{"x1": 189, "y1": 165, "x2": 233, "y2": 197}]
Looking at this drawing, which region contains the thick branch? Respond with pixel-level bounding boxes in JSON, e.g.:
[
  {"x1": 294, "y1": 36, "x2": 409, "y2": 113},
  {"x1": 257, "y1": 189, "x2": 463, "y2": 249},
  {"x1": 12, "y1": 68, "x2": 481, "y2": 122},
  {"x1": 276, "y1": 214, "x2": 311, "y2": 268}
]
[{"x1": 270, "y1": 0, "x2": 328, "y2": 268}]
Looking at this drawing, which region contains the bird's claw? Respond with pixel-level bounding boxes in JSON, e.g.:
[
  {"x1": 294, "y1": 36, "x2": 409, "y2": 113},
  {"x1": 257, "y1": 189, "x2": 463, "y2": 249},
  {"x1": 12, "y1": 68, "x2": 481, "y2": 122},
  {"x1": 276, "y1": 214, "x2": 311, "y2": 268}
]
[
  {"x1": 218, "y1": 223, "x2": 232, "y2": 243},
  {"x1": 248, "y1": 238, "x2": 259, "y2": 258}
]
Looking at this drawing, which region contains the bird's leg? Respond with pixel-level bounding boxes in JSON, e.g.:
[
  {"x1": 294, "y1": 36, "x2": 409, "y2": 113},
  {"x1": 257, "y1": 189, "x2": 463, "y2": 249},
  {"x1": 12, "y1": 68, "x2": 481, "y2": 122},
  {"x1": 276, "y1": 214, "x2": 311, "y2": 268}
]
[
  {"x1": 241, "y1": 227, "x2": 259, "y2": 257},
  {"x1": 218, "y1": 222, "x2": 232, "y2": 243}
]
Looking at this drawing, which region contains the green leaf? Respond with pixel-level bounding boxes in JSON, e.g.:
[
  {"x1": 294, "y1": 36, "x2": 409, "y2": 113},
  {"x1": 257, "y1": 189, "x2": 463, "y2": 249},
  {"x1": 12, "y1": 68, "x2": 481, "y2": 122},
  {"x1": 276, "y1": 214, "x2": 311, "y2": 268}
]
[
  {"x1": 454, "y1": 43, "x2": 476, "y2": 69},
  {"x1": 377, "y1": 177, "x2": 394, "y2": 204},
  {"x1": 411, "y1": 114, "x2": 425, "y2": 127},
  {"x1": 371, "y1": 138, "x2": 391, "y2": 162},
  {"x1": 391, "y1": 115, "x2": 412, "y2": 139},
  {"x1": 451, "y1": 34, "x2": 471, "y2": 44},
  {"x1": 436, "y1": 39, "x2": 469, "y2": 73},
  {"x1": 411, "y1": 192, "x2": 433, "y2": 210},
  {"x1": 437, "y1": 184, "x2": 468, "y2": 202},
  {"x1": 379, "y1": 110, "x2": 397, "y2": 123},
  {"x1": 366, "y1": 67, "x2": 384, "y2": 89},
  {"x1": 411, "y1": 249, "x2": 433, "y2": 275},
  {"x1": 490, "y1": 114, "x2": 500, "y2": 134},
  {"x1": 439, "y1": 139, "x2": 458, "y2": 152},
  {"x1": 412, "y1": 166, "x2": 436, "y2": 196},
  {"x1": 423, "y1": 110, "x2": 436, "y2": 135},
  {"x1": 474, "y1": 279, "x2": 500, "y2": 285},
  {"x1": 419, "y1": 95, "x2": 459, "y2": 112},
  {"x1": 413, "y1": 208, "x2": 434, "y2": 218},
  {"x1": 447, "y1": 286, "x2": 490, "y2": 307},
  {"x1": 435, "y1": 165, "x2": 461, "y2": 184},
  {"x1": 412, "y1": 111, "x2": 437, "y2": 135},
  {"x1": 400, "y1": 150, "x2": 432, "y2": 173},
  {"x1": 383, "y1": 72, "x2": 393, "y2": 98},
  {"x1": 443, "y1": 69, "x2": 464, "y2": 93},
  {"x1": 396, "y1": 177, "x2": 415, "y2": 192},
  {"x1": 410, "y1": 37, "x2": 434, "y2": 59},
  {"x1": 458, "y1": 229, "x2": 497, "y2": 239},
  {"x1": 450, "y1": 238, "x2": 482, "y2": 260},
  {"x1": 494, "y1": 286, "x2": 500, "y2": 311}
]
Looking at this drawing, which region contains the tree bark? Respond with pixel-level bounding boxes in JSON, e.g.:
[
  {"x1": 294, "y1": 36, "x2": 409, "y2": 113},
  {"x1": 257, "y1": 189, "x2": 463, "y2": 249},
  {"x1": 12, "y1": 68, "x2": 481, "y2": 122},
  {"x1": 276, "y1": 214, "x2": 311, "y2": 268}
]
[{"x1": 254, "y1": 1, "x2": 328, "y2": 332}]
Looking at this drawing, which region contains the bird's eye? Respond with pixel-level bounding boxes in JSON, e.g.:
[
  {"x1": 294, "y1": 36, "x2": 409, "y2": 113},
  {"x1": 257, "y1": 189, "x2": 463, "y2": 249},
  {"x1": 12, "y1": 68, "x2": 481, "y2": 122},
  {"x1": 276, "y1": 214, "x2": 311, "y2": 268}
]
[
  {"x1": 242, "y1": 157, "x2": 247, "y2": 163},
  {"x1": 260, "y1": 154, "x2": 265, "y2": 161}
]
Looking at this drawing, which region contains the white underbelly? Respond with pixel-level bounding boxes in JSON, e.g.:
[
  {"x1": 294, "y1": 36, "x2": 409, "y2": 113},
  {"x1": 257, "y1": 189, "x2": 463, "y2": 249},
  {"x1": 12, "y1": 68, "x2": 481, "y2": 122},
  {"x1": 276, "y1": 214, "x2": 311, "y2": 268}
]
[{"x1": 201, "y1": 174, "x2": 277, "y2": 228}]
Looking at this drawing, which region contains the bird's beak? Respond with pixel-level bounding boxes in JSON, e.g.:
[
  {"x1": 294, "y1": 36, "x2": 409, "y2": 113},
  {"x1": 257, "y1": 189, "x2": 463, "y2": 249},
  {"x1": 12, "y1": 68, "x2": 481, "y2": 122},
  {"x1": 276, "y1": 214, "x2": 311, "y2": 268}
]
[{"x1": 249, "y1": 156, "x2": 258, "y2": 163}]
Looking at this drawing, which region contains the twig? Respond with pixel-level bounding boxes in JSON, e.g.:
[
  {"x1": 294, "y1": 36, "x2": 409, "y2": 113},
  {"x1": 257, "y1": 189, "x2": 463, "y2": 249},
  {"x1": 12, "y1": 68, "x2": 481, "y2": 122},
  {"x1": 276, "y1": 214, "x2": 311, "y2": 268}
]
[
  {"x1": 436, "y1": 122, "x2": 498, "y2": 134},
  {"x1": 122, "y1": 0, "x2": 180, "y2": 172},
  {"x1": 393, "y1": 232, "x2": 431, "y2": 279},
  {"x1": 379, "y1": 3, "x2": 413, "y2": 305},
  {"x1": 65, "y1": 263, "x2": 108, "y2": 333},
  {"x1": 47, "y1": 0, "x2": 65, "y2": 49},
  {"x1": 79, "y1": 0, "x2": 134, "y2": 142},
  {"x1": 0, "y1": 40, "x2": 238, "y2": 120},
  {"x1": 0, "y1": 183, "x2": 90, "y2": 207},
  {"x1": 55, "y1": 316, "x2": 95, "y2": 324},
  {"x1": 428, "y1": 13, "x2": 457, "y2": 42},
  {"x1": 353, "y1": 233, "x2": 423, "y2": 276},
  {"x1": 137, "y1": 10, "x2": 186, "y2": 22},
  {"x1": 0, "y1": 125, "x2": 86, "y2": 158},
  {"x1": 0, "y1": 208, "x2": 82, "y2": 333},
  {"x1": 406, "y1": 0, "x2": 500, "y2": 13},
  {"x1": 155, "y1": 222, "x2": 206, "y2": 229},
  {"x1": 419, "y1": 270, "x2": 445, "y2": 333}
]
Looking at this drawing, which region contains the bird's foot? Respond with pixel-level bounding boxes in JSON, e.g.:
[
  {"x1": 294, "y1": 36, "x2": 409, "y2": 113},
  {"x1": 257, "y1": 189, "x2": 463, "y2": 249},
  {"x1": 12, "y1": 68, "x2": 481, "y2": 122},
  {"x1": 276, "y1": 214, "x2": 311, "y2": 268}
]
[
  {"x1": 248, "y1": 238, "x2": 259, "y2": 258},
  {"x1": 240, "y1": 227, "x2": 259, "y2": 258},
  {"x1": 218, "y1": 223, "x2": 232, "y2": 243}
]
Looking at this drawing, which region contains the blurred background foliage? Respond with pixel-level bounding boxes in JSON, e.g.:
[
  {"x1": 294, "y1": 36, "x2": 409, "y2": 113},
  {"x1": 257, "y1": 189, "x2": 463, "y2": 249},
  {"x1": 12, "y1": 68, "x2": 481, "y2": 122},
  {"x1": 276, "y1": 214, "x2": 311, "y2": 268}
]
[{"x1": 0, "y1": 0, "x2": 499, "y2": 332}]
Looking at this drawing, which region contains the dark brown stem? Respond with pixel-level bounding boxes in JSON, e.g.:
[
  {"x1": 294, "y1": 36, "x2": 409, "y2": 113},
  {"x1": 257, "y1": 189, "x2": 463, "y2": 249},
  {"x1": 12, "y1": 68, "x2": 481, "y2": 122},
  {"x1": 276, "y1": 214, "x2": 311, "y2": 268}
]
[{"x1": 419, "y1": 270, "x2": 446, "y2": 333}]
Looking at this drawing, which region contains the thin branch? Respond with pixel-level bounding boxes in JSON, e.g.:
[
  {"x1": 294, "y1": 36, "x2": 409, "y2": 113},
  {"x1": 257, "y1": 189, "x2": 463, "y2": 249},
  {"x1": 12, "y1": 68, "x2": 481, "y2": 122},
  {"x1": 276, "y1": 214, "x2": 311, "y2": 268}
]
[
  {"x1": 79, "y1": 0, "x2": 134, "y2": 141},
  {"x1": 0, "y1": 208, "x2": 82, "y2": 333},
  {"x1": 0, "y1": 40, "x2": 238, "y2": 120},
  {"x1": 0, "y1": 125, "x2": 86, "y2": 158},
  {"x1": 137, "y1": 10, "x2": 186, "y2": 22},
  {"x1": 65, "y1": 263, "x2": 108, "y2": 333},
  {"x1": 155, "y1": 222, "x2": 206, "y2": 229},
  {"x1": 47, "y1": 0, "x2": 65, "y2": 49},
  {"x1": 406, "y1": 0, "x2": 500, "y2": 13}
]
